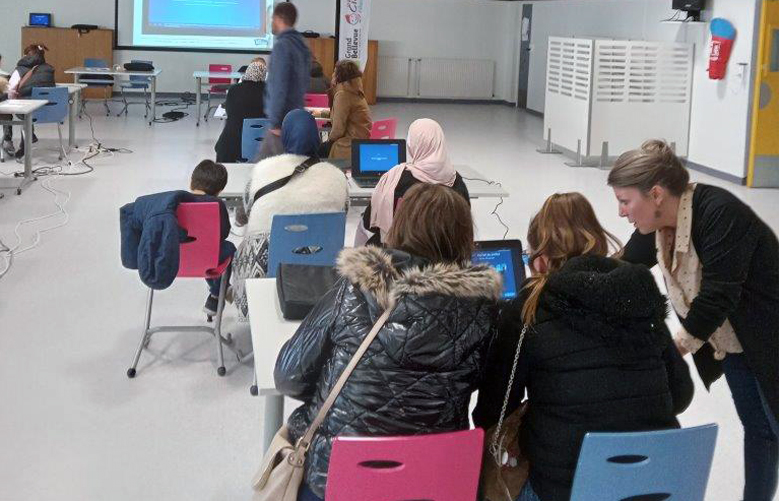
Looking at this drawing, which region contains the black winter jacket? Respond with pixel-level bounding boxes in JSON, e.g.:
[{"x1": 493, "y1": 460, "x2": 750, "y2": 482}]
[
  {"x1": 214, "y1": 80, "x2": 265, "y2": 163},
  {"x1": 622, "y1": 183, "x2": 778, "y2": 419},
  {"x1": 275, "y1": 246, "x2": 502, "y2": 498},
  {"x1": 473, "y1": 256, "x2": 693, "y2": 501},
  {"x1": 15, "y1": 53, "x2": 55, "y2": 97}
]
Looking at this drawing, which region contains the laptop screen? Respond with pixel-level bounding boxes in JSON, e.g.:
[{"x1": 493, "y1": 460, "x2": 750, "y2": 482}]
[
  {"x1": 472, "y1": 240, "x2": 526, "y2": 300},
  {"x1": 352, "y1": 139, "x2": 406, "y2": 176}
]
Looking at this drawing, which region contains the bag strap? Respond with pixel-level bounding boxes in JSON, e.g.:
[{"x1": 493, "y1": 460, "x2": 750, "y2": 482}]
[
  {"x1": 296, "y1": 306, "x2": 393, "y2": 452},
  {"x1": 252, "y1": 156, "x2": 319, "y2": 206},
  {"x1": 489, "y1": 324, "x2": 529, "y2": 458},
  {"x1": 17, "y1": 65, "x2": 39, "y2": 93}
]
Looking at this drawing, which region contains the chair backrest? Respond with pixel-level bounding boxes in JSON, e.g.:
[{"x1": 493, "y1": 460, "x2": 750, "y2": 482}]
[
  {"x1": 84, "y1": 58, "x2": 109, "y2": 69},
  {"x1": 267, "y1": 212, "x2": 346, "y2": 278},
  {"x1": 241, "y1": 118, "x2": 273, "y2": 162},
  {"x1": 570, "y1": 424, "x2": 719, "y2": 501},
  {"x1": 209, "y1": 64, "x2": 232, "y2": 85},
  {"x1": 175, "y1": 203, "x2": 222, "y2": 278},
  {"x1": 304, "y1": 93, "x2": 329, "y2": 108},
  {"x1": 325, "y1": 429, "x2": 484, "y2": 501},
  {"x1": 31, "y1": 87, "x2": 69, "y2": 124},
  {"x1": 130, "y1": 59, "x2": 153, "y2": 85},
  {"x1": 370, "y1": 118, "x2": 398, "y2": 139}
]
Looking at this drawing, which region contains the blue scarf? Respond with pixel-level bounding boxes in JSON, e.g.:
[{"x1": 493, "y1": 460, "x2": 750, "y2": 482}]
[{"x1": 281, "y1": 109, "x2": 320, "y2": 157}]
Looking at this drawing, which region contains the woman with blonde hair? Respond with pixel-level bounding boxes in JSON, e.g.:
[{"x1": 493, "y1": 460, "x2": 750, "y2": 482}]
[
  {"x1": 610, "y1": 139, "x2": 779, "y2": 501},
  {"x1": 474, "y1": 192, "x2": 693, "y2": 501}
]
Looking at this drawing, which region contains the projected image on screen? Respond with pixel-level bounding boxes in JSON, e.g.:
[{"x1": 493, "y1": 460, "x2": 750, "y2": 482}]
[{"x1": 130, "y1": 0, "x2": 275, "y2": 50}]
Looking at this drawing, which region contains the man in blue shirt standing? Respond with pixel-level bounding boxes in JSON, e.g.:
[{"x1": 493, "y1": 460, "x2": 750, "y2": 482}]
[{"x1": 256, "y1": 2, "x2": 311, "y2": 160}]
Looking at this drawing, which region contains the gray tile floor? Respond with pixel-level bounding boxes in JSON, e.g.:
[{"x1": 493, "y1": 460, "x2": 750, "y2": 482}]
[{"x1": 0, "y1": 100, "x2": 776, "y2": 500}]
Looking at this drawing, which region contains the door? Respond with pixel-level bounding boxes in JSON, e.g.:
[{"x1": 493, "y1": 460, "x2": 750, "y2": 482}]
[
  {"x1": 517, "y1": 4, "x2": 533, "y2": 108},
  {"x1": 747, "y1": 0, "x2": 778, "y2": 187}
]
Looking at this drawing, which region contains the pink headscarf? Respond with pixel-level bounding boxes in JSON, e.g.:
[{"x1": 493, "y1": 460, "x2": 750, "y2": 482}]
[{"x1": 368, "y1": 118, "x2": 456, "y2": 240}]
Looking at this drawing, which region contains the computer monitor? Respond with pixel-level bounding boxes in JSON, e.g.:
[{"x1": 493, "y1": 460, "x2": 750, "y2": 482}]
[
  {"x1": 351, "y1": 139, "x2": 406, "y2": 177},
  {"x1": 472, "y1": 240, "x2": 526, "y2": 300},
  {"x1": 29, "y1": 13, "x2": 52, "y2": 27}
]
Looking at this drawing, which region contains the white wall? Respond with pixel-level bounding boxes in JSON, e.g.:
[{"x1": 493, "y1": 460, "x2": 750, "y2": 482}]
[
  {"x1": 521, "y1": 0, "x2": 760, "y2": 180},
  {"x1": 0, "y1": 0, "x2": 519, "y2": 102}
]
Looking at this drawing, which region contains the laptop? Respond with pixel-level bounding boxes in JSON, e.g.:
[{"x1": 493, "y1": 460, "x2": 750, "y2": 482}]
[
  {"x1": 472, "y1": 240, "x2": 527, "y2": 300},
  {"x1": 351, "y1": 139, "x2": 406, "y2": 188}
]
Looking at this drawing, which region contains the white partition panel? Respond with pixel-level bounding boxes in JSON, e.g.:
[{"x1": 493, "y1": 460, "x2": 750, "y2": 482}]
[
  {"x1": 590, "y1": 40, "x2": 693, "y2": 156},
  {"x1": 542, "y1": 37, "x2": 594, "y2": 154}
]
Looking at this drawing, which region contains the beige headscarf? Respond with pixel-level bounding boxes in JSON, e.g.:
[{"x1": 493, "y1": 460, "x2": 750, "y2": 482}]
[{"x1": 369, "y1": 118, "x2": 456, "y2": 240}]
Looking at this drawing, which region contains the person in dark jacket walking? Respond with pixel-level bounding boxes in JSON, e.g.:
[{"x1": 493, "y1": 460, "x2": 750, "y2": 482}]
[
  {"x1": 473, "y1": 192, "x2": 693, "y2": 501},
  {"x1": 275, "y1": 183, "x2": 502, "y2": 501},
  {"x1": 214, "y1": 60, "x2": 266, "y2": 163},
  {"x1": 3, "y1": 44, "x2": 55, "y2": 157},
  {"x1": 256, "y1": 2, "x2": 311, "y2": 161},
  {"x1": 609, "y1": 140, "x2": 779, "y2": 501}
]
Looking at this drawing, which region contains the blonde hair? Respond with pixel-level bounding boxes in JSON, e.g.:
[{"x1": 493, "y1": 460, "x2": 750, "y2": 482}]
[
  {"x1": 608, "y1": 140, "x2": 690, "y2": 197},
  {"x1": 522, "y1": 193, "x2": 621, "y2": 325}
]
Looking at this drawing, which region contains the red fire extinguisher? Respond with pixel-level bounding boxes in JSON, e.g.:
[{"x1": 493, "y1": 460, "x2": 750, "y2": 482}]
[{"x1": 709, "y1": 18, "x2": 736, "y2": 80}]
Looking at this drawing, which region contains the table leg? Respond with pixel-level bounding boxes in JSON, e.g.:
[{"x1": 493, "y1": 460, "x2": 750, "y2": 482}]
[
  {"x1": 263, "y1": 394, "x2": 284, "y2": 452},
  {"x1": 68, "y1": 90, "x2": 78, "y2": 149},
  {"x1": 18, "y1": 114, "x2": 35, "y2": 194},
  {"x1": 195, "y1": 77, "x2": 202, "y2": 127},
  {"x1": 74, "y1": 74, "x2": 82, "y2": 119},
  {"x1": 149, "y1": 76, "x2": 157, "y2": 126}
]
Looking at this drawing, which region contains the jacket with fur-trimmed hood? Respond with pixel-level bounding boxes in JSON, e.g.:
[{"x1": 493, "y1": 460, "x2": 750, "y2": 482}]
[{"x1": 274, "y1": 246, "x2": 503, "y2": 498}]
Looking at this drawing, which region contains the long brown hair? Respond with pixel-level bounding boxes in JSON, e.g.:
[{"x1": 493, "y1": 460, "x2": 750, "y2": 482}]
[
  {"x1": 385, "y1": 183, "x2": 474, "y2": 265},
  {"x1": 333, "y1": 59, "x2": 362, "y2": 84},
  {"x1": 522, "y1": 193, "x2": 621, "y2": 324}
]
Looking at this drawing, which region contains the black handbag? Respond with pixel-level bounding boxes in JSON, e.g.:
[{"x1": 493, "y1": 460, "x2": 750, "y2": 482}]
[{"x1": 276, "y1": 264, "x2": 339, "y2": 320}]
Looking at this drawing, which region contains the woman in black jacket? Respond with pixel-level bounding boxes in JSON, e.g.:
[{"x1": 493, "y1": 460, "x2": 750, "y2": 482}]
[
  {"x1": 473, "y1": 192, "x2": 693, "y2": 501},
  {"x1": 214, "y1": 60, "x2": 266, "y2": 163},
  {"x1": 609, "y1": 140, "x2": 779, "y2": 501},
  {"x1": 275, "y1": 183, "x2": 502, "y2": 501}
]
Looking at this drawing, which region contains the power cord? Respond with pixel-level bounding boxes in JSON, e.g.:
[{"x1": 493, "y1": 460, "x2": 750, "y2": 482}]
[{"x1": 461, "y1": 176, "x2": 510, "y2": 239}]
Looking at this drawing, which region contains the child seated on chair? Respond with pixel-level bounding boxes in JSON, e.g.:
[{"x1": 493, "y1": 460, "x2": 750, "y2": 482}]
[{"x1": 189, "y1": 160, "x2": 236, "y2": 316}]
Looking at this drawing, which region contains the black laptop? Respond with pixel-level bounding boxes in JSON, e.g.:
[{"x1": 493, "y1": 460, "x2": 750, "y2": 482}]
[
  {"x1": 351, "y1": 139, "x2": 406, "y2": 188},
  {"x1": 472, "y1": 240, "x2": 526, "y2": 300}
]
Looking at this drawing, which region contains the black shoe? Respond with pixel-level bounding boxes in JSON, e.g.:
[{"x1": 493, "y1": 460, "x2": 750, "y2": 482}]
[
  {"x1": 14, "y1": 146, "x2": 24, "y2": 159},
  {"x1": 203, "y1": 295, "x2": 219, "y2": 316},
  {"x1": 32, "y1": 134, "x2": 38, "y2": 144}
]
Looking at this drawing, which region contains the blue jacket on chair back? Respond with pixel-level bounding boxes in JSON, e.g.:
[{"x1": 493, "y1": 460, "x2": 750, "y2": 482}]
[{"x1": 120, "y1": 190, "x2": 192, "y2": 290}]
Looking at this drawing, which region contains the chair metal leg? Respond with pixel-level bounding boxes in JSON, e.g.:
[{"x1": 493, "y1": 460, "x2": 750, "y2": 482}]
[
  {"x1": 213, "y1": 272, "x2": 228, "y2": 376},
  {"x1": 117, "y1": 87, "x2": 129, "y2": 116},
  {"x1": 250, "y1": 370, "x2": 258, "y2": 396},
  {"x1": 205, "y1": 91, "x2": 212, "y2": 121},
  {"x1": 144, "y1": 88, "x2": 150, "y2": 119},
  {"x1": 127, "y1": 288, "x2": 154, "y2": 378}
]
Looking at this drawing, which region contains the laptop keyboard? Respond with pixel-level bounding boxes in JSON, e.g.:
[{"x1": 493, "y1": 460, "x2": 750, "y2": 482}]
[{"x1": 353, "y1": 177, "x2": 380, "y2": 189}]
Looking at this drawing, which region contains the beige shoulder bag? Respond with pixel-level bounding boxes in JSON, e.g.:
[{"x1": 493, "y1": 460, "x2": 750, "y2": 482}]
[{"x1": 251, "y1": 307, "x2": 393, "y2": 501}]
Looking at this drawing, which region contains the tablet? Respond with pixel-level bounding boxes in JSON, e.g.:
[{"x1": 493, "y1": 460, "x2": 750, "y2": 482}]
[{"x1": 472, "y1": 240, "x2": 526, "y2": 300}]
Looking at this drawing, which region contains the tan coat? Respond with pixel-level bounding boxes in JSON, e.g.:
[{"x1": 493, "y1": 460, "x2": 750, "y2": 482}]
[{"x1": 328, "y1": 78, "x2": 372, "y2": 160}]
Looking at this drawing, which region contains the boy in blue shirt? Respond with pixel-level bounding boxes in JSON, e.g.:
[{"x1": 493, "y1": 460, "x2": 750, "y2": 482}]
[{"x1": 189, "y1": 160, "x2": 235, "y2": 315}]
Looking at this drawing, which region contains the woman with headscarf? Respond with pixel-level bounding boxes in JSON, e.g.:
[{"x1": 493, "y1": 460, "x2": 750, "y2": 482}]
[
  {"x1": 355, "y1": 118, "x2": 470, "y2": 246},
  {"x1": 214, "y1": 59, "x2": 267, "y2": 163},
  {"x1": 232, "y1": 109, "x2": 349, "y2": 320}
]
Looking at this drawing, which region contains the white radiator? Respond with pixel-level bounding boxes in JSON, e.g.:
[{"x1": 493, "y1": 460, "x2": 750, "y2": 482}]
[{"x1": 378, "y1": 56, "x2": 495, "y2": 99}]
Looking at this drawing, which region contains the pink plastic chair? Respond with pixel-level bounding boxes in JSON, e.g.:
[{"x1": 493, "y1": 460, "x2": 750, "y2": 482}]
[
  {"x1": 304, "y1": 93, "x2": 330, "y2": 108},
  {"x1": 127, "y1": 203, "x2": 233, "y2": 379},
  {"x1": 325, "y1": 429, "x2": 484, "y2": 501},
  {"x1": 206, "y1": 63, "x2": 232, "y2": 120},
  {"x1": 370, "y1": 118, "x2": 398, "y2": 139}
]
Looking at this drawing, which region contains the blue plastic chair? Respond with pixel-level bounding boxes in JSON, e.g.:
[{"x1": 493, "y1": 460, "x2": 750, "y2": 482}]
[
  {"x1": 83, "y1": 58, "x2": 114, "y2": 115},
  {"x1": 267, "y1": 212, "x2": 347, "y2": 278},
  {"x1": 241, "y1": 118, "x2": 272, "y2": 162},
  {"x1": 570, "y1": 424, "x2": 719, "y2": 501},
  {"x1": 118, "y1": 59, "x2": 152, "y2": 117},
  {"x1": 31, "y1": 87, "x2": 69, "y2": 160}
]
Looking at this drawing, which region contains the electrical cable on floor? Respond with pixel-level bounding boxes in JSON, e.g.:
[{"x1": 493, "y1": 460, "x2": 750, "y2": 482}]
[{"x1": 461, "y1": 176, "x2": 510, "y2": 239}]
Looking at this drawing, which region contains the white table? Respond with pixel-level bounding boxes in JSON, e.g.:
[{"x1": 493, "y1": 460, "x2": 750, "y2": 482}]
[
  {"x1": 56, "y1": 83, "x2": 87, "y2": 148},
  {"x1": 219, "y1": 163, "x2": 509, "y2": 205},
  {"x1": 65, "y1": 67, "x2": 162, "y2": 126},
  {"x1": 193, "y1": 71, "x2": 243, "y2": 126},
  {"x1": 0, "y1": 99, "x2": 48, "y2": 194},
  {"x1": 245, "y1": 278, "x2": 301, "y2": 451}
]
